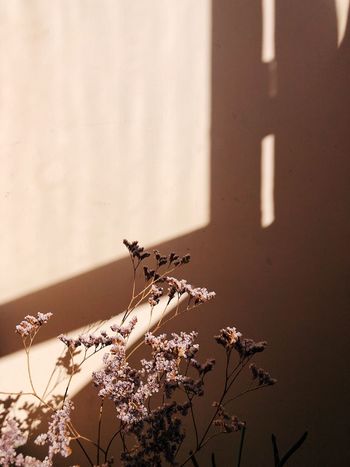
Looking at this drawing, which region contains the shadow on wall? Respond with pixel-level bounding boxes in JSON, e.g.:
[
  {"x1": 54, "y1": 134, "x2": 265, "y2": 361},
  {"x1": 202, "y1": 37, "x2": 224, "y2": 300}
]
[{"x1": 1, "y1": 1, "x2": 350, "y2": 465}]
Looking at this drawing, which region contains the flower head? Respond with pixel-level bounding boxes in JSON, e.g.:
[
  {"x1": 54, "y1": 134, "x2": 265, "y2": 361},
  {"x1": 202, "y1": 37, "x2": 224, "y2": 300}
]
[
  {"x1": 16, "y1": 313, "x2": 53, "y2": 338},
  {"x1": 35, "y1": 400, "x2": 74, "y2": 461}
]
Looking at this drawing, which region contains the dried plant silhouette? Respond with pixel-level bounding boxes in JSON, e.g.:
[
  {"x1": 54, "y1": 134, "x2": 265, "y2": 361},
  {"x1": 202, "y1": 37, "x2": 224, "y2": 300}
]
[{"x1": 0, "y1": 241, "x2": 283, "y2": 466}]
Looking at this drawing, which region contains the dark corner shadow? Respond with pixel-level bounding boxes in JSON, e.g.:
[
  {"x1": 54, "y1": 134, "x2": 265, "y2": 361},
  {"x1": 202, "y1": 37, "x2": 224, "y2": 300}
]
[{"x1": 2, "y1": 1, "x2": 350, "y2": 465}]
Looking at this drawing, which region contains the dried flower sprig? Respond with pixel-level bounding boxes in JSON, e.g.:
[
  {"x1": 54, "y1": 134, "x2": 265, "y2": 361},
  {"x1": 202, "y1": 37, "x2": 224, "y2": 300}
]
[
  {"x1": 0, "y1": 239, "x2": 285, "y2": 467},
  {"x1": 16, "y1": 313, "x2": 53, "y2": 341},
  {"x1": 35, "y1": 400, "x2": 74, "y2": 461}
]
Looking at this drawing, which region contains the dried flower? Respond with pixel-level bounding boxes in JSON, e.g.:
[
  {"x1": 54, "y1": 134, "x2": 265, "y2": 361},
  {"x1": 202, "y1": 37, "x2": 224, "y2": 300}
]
[
  {"x1": 35, "y1": 400, "x2": 74, "y2": 461},
  {"x1": 148, "y1": 285, "x2": 163, "y2": 306},
  {"x1": 8, "y1": 240, "x2": 280, "y2": 467},
  {"x1": 93, "y1": 340, "x2": 150, "y2": 423},
  {"x1": 214, "y1": 327, "x2": 242, "y2": 350},
  {"x1": 153, "y1": 250, "x2": 168, "y2": 267},
  {"x1": 213, "y1": 403, "x2": 245, "y2": 433},
  {"x1": 110, "y1": 316, "x2": 138, "y2": 338},
  {"x1": 122, "y1": 402, "x2": 186, "y2": 466},
  {"x1": 234, "y1": 338, "x2": 267, "y2": 358},
  {"x1": 191, "y1": 358, "x2": 216, "y2": 375},
  {"x1": 59, "y1": 318, "x2": 138, "y2": 349},
  {"x1": 15, "y1": 454, "x2": 52, "y2": 466},
  {"x1": 123, "y1": 240, "x2": 150, "y2": 261},
  {"x1": 144, "y1": 331, "x2": 199, "y2": 382},
  {"x1": 250, "y1": 363, "x2": 277, "y2": 386},
  {"x1": 0, "y1": 418, "x2": 27, "y2": 466},
  {"x1": 15, "y1": 313, "x2": 53, "y2": 338},
  {"x1": 164, "y1": 277, "x2": 215, "y2": 304}
]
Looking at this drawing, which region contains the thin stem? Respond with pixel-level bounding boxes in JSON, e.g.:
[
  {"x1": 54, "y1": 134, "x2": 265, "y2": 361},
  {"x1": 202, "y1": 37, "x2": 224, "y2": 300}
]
[
  {"x1": 24, "y1": 344, "x2": 53, "y2": 409},
  {"x1": 62, "y1": 346, "x2": 105, "y2": 404},
  {"x1": 125, "y1": 257, "x2": 138, "y2": 313},
  {"x1": 75, "y1": 438, "x2": 94, "y2": 466},
  {"x1": 97, "y1": 400, "x2": 104, "y2": 465},
  {"x1": 156, "y1": 300, "x2": 170, "y2": 328},
  {"x1": 41, "y1": 361, "x2": 59, "y2": 400},
  {"x1": 189, "y1": 451, "x2": 200, "y2": 467},
  {"x1": 225, "y1": 357, "x2": 253, "y2": 395},
  {"x1": 180, "y1": 433, "x2": 222, "y2": 466},
  {"x1": 186, "y1": 392, "x2": 199, "y2": 449},
  {"x1": 224, "y1": 384, "x2": 270, "y2": 406},
  {"x1": 122, "y1": 265, "x2": 179, "y2": 323},
  {"x1": 237, "y1": 424, "x2": 246, "y2": 467},
  {"x1": 63, "y1": 347, "x2": 79, "y2": 403},
  {"x1": 25, "y1": 346, "x2": 37, "y2": 396},
  {"x1": 105, "y1": 426, "x2": 122, "y2": 461},
  {"x1": 120, "y1": 427, "x2": 127, "y2": 454},
  {"x1": 125, "y1": 301, "x2": 197, "y2": 361},
  {"x1": 174, "y1": 435, "x2": 185, "y2": 460},
  {"x1": 183, "y1": 355, "x2": 250, "y2": 466},
  {"x1": 197, "y1": 352, "x2": 232, "y2": 447}
]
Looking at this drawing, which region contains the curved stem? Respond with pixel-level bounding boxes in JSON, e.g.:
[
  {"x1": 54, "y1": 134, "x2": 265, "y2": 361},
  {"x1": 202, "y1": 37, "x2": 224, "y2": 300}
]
[
  {"x1": 75, "y1": 438, "x2": 94, "y2": 466},
  {"x1": 105, "y1": 426, "x2": 122, "y2": 461}
]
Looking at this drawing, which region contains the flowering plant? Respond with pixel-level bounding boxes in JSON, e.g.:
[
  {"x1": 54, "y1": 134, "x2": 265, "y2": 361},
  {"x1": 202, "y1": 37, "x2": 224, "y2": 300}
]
[{"x1": 0, "y1": 240, "x2": 281, "y2": 466}]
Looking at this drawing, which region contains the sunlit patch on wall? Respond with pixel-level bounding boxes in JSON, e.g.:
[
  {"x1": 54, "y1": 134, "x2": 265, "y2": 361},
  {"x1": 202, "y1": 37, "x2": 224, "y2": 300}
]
[
  {"x1": 0, "y1": 297, "x2": 181, "y2": 407},
  {"x1": 0, "y1": 1, "x2": 211, "y2": 305},
  {"x1": 261, "y1": 0, "x2": 277, "y2": 97},
  {"x1": 261, "y1": 134, "x2": 275, "y2": 228},
  {"x1": 335, "y1": 0, "x2": 350, "y2": 47}
]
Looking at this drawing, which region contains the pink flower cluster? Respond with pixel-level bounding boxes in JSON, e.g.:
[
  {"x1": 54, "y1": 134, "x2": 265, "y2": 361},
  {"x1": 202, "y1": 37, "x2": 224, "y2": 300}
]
[
  {"x1": 164, "y1": 276, "x2": 216, "y2": 305},
  {"x1": 35, "y1": 400, "x2": 74, "y2": 461},
  {"x1": 143, "y1": 331, "x2": 199, "y2": 382},
  {"x1": 93, "y1": 341, "x2": 150, "y2": 423},
  {"x1": 0, "y1": 417, "x2": 51, "y2": 466},
  {"x1": 93, "y1": 329, "x2": 200, "y2": 424},
  {"x1": 0, "y1": 417, "x2": 27, "y2": 466},
  {"x1": 15, "y1": 313, "x2": 53, "y2": 338},
  {"x1": 59, "y1": 317, "x2": 138, "y2": 349}
]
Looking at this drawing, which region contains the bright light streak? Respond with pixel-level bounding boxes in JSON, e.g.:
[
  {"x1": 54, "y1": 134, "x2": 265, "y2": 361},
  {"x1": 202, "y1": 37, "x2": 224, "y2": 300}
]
[
  {"x1": 261, "y1": 0, "x2": 277, "y2": 96},
  {"x1": 335, "y1": 0, "x2": 350, "y2": 47},
  {"x1": 0, "y1": 297, "x2": 181, "y2": 408},
  {"x1": 261, "y1": 134, "x2": 275, "y2": 228},
  {"x1": 262, "y1": 0, "x2": 275, "y2": 63}
]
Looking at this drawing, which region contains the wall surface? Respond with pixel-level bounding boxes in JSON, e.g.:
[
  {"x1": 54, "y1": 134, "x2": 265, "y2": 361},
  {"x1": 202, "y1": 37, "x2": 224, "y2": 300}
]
[{"x1": 1, "y1": 1, "x2": 350, "y2": 466}]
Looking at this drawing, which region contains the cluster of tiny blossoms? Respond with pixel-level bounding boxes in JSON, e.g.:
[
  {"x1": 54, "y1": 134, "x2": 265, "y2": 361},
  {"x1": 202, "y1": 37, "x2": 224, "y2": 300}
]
[
  {"x1": 122, "y1": 402, "x2": 189, "y2": 466},
  {"x1": 92, "y1": 326, "x2": 199, "y2": 425},
  {"x1": 143, "y1": 331, "x2": 199, "y2": 382},
  {"x1": 250, "y1": 363, "x2": 277, "y2": 386},
  {"x1": 212, "y1": 403, "x2": 246, "y2": 433},
  {"x1": 215, "y1": 326, "x2": 267, "y2": 357},
  {"x1": 35, "y1": 400, "x2": 74, "y2": 462},
  {"x1": 93, "y1": 336, "x2": 149, "y2": 423},
  {"x1": 0, "y1": 417, "x2": 27, "y2": 466},
  {"x1": 5, "y1": 240, "x2": 280, "y2": 466},
  {"x1": 0, "y1": 417, "x2": 51, "y2": 466},
  {"x1": 148, "y1": 276, "x2": 216, "y2": 307},
  {"x1": 15, "y1": 313, "x2": 53, "y2": 339},
  {"x1": 59, "y1": 317, "x2": 138, "y2": 349}
]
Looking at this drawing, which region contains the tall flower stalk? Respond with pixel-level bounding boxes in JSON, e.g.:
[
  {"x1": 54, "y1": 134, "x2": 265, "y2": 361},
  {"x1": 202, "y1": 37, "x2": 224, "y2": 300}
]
[{"x1": 0, "y1": 240, "x2": 280, "y2": 466}]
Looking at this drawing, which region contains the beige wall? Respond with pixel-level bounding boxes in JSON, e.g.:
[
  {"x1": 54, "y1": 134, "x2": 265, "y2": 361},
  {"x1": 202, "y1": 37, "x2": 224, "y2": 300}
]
[
  {"x1": 1, "y1": 1, "x2": 350, "y2": 466},
  {"x1": 0, "y1": 0, "x2": 211, "y2": 304}
]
